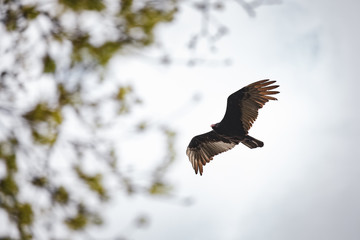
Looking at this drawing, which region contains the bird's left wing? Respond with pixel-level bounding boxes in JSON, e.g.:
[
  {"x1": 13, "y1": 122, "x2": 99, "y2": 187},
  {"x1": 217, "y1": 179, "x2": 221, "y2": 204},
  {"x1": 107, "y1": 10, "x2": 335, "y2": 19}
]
[{"x1": 186, "y1": 131, "x2": 238, "y2": 175}]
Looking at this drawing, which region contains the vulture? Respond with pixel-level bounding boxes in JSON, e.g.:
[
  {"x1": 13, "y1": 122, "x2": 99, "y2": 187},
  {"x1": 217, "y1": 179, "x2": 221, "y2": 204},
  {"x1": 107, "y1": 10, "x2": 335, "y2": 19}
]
[{"x1": 186, "y1": 79, "x2": 279, "y2": 175}]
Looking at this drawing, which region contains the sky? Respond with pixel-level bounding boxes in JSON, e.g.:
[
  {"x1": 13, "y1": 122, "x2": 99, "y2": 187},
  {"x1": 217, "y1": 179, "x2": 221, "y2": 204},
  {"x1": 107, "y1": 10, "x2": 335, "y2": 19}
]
[{"x1": 37, "y1": 0, "x2": 359, "y2": 239}]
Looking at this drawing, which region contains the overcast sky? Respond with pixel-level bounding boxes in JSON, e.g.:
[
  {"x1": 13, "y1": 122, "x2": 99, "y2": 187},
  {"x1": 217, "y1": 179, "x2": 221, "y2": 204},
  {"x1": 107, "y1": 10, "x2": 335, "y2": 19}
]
[{"x1": 88, "y1": 0, "x2": 360, "y2": 239}]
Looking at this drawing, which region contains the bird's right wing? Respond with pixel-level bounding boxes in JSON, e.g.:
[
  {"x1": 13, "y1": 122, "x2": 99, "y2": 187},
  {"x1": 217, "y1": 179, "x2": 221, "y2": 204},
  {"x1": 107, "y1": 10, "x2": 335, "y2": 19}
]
[
  {"x1": 220, "y1": 79, "x2": 279, "y2": 134},
  {"x1": 186, "y1": 131, "x2": 238, "y2": 175}
]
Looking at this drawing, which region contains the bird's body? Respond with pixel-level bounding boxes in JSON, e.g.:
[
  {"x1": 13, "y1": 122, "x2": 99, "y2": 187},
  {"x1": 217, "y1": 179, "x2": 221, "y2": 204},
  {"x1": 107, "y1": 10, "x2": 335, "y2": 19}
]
[{"x1": 186, "y1": 79, "x2": 279, "y2": 175}]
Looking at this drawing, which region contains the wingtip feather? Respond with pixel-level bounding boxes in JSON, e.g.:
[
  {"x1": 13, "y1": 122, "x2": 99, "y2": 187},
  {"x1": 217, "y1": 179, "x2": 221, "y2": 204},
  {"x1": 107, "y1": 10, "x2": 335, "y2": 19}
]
[{"x1": 199, "y1": 163, "x2": 203, "y2": 176}]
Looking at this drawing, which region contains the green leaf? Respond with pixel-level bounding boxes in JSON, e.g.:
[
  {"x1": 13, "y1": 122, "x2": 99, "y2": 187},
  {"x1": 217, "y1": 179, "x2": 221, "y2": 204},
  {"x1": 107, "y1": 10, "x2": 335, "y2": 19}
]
[
  {"x1": 148, "y1": 182, "x2": 172, "y2": 195},
  {"x1": 5, "y1": 153, "x2": 17, "y2": 173},
  {"x1": 31, "y1": 176, "x2": 48, "y2": 188},
  {"x1": 0, "y1": 175, "x2": 18, "y2": 196},
  {"x1": 58, "y1": 0, "x2": 105, "y2": 12},
  {"x1": 52, "y1": 186, "x2": 69, "y2": 205},
  {"x1": 31, "y1": 128, "x2": 58, "y2": 145},
  {"x1": 88, "y1": 41, "x2": 122, "y2": 65},
  {"x1": 17, "y1": 203, "x2": 34, "y2": 225},
  {"x1": 65, "y1": 214, "x2": 87, "y2": 230},
  {"x1": 120, "y1": 0, "x2": 133, "y2": 14},
  {"x1": 75, "y1": 166, "x2": 108, "y2": 200},
  {"x1": 0, "y1": 141, "x2": 18, "y2": 173},
  {"x1": 43, "y1": 54, "x2": 56, "y2": 73},
  {"x1": 22, "y1": 5, "x2": 40, "y2": 20},
  {"x1": 116, "y1": 86, "x2": 132, "y2": 101},
  {"x1": 57, "y1": 83, "x2": 82, "y2": 106},
  {"x1": 23, "y1": 102, "x2": 63, "y2": 124},
  {"x1": 23, "y1": 102, "x2": 63, "y2": 145},
  {"x1": 70, "y1": 34, "x2": 90, "y2": 63},
  {"x1": 4, "y1": 9, "x2": 18, "y2": 31}
]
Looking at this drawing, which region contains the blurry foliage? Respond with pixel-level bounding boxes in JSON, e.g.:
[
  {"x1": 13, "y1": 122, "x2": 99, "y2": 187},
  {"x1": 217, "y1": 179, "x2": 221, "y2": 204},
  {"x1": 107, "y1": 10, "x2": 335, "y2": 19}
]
[
  {"x1": 0, "y1": 0, "x2": 178, "y2": 238},
  {"x1": 64, "y1": 203, "x2": 102, "y2": 230},
  {"x1": 42, "y1": 54, "x2": 57, "y2": 73},
  {"x1": 59, "y1": 0, "x2": 105, "y2": 12},
  {"x1": 23, "y1": 102, "x2": 63, "y2": 145},
  {"x1": 52, "y1": 186, "x2": 70, "y2": 205},
  {"x1": 148, "y1": 181, "x2": 173, "y2": 195},
  {"x1": 134, "y1": 214, "x2": 150, "y2": 228},
  {"x1": 74, "y1": 166, "x2": 108, "y2": 201},
  {"x1": 31, "y1": 176, "x2": 48, "y2": 187},
  {"x1": 16, "y1": 203, "x2": 34, "y2": 226},
  {"x1": 0, "y1": 175, "x2": 18, "y2": 196},
  {"x1": 0, "y1": 0, "x2": 279, "y2": 239}
]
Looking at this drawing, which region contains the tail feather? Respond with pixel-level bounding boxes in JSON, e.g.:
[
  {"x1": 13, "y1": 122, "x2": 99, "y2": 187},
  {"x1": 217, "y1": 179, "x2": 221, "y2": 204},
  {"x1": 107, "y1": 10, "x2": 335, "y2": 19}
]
[{"x1": 241, "y1": 135, "x2": 264, "y2": 149}]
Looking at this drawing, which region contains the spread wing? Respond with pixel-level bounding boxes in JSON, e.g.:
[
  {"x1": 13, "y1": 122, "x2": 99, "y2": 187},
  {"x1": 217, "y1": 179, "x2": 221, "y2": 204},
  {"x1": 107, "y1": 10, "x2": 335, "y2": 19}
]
[
  {"x1": 220, "y1": 79, "x2": 279, "y2": 134},
  {"x1": 186, "y1": 131, "x2": 239, "y2": 175}
]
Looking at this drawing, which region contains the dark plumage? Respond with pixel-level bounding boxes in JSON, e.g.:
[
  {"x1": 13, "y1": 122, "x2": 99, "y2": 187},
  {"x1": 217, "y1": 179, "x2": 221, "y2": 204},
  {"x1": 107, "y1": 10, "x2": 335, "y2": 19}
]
[{"x1": 186, "y1": 79, "x2": 279, "y2": 175}]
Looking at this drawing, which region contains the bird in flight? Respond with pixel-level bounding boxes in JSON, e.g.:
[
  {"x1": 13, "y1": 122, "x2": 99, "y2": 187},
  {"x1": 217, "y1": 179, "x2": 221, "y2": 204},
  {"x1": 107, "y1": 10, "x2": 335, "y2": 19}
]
[{"x1": 186, "y1": 79, "x2": 279, "y2": 175}]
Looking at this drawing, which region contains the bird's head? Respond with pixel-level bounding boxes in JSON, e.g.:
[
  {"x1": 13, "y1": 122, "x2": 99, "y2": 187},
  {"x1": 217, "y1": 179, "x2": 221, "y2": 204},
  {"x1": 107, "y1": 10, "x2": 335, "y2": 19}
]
[{"x1": 211, "y1": 123, "x2": 219, "y2": 130}]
